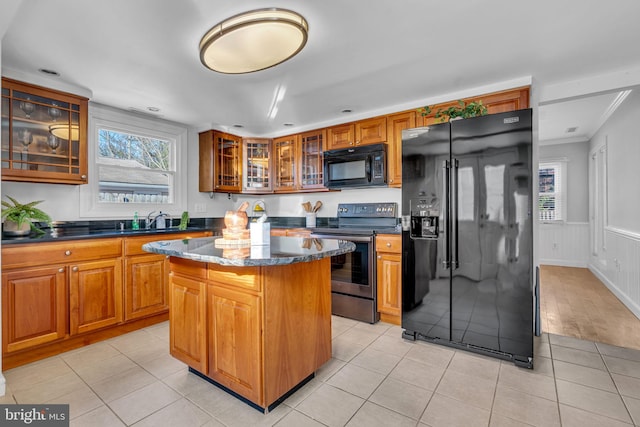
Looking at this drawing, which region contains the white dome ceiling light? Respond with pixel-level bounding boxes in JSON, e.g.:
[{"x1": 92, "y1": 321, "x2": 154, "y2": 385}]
[{"x1": 199, "y1": 8, "x2": 309, "y2": 74}]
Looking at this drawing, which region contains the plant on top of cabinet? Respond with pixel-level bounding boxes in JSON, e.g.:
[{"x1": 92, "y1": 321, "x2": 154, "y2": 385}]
[
  {"x1": 1, "y1": 196, "x2": 52, "y2": 236},
  {"x1": 418, "y1": 100, "x2": 488, "y2": 123},
  {"x1": 1, "y1": 78, "x2": 88, "y2": 184}
]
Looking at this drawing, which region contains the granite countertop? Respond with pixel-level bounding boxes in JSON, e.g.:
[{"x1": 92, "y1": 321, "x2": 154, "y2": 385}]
[
  {"x1": 0, "y1": 226, "x2": 215, "y2": 245},
  {"x1": 142, "y1": 236, "x2": 356, "y2": 267}
]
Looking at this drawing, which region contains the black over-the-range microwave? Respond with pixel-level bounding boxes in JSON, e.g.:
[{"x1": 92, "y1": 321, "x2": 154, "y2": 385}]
[{"x1": 323, "y1": 143, "x2": 387, "y2": 189}]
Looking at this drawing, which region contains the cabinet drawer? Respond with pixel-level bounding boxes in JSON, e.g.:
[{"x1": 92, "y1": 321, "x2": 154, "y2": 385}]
[
  {"x1": 170, "y1": 257, "x2": 207, "y2": 280},
  {"x1": 2, "y1": 238, "x2": 122, "y2": 269},
  {"x1": 376, "y1": 234, "x2": 401, "y2": 253},
  {"x1": 124, "y1": 232, "x2": 210, "y2": 256},
  {"x1": 209, "y1": 264, "x2": 261, "y2": 292}
]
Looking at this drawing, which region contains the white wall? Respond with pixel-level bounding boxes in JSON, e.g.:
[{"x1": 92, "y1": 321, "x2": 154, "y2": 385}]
[{"x1": 588, "y1": 89, "x2": 640, "y2": 318}]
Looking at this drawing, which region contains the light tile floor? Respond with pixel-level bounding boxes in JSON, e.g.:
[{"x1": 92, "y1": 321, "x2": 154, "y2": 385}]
[{"x1": 2, "y1": 317, "x2": 640, "y2": 426}]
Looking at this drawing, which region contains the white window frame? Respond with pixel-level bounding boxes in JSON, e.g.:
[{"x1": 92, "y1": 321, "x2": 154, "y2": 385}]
[
  {"x1": 80, "y1": 104, "x2": 187, "y2": 219},
  {"x1": 538, "y1": 160, "x2": 567, "y2": 223}
]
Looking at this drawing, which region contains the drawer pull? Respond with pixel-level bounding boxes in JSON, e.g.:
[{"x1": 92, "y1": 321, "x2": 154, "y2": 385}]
[
  {"x1": 386, "y1": 242, "x2": 392, "y2": 247},
  {"x1": 65, "y1": 250, "x2": 72, "y2": 256},
  {"x1": 58, "y1": 268, "x2": 64, "y2": 273},
  {"x1": 72, "y1": 266, "x2": 78, "y2": 272},
  {"x1": 377, "y1": 255, "x2": 382, "y2": 259}
]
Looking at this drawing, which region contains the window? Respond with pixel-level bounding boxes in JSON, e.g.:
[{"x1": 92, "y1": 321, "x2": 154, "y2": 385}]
[
  {"x1": 97, "y1": 129, "x2": 173, "y2": 204},
  {"x1": 80, "y1": 105, "x2": 187, "y2": 218},
  {"x1": 538, "y1": 161, "x2": 566, "y2": 221}
]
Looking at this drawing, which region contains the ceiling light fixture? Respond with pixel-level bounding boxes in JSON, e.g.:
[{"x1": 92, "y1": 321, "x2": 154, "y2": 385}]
[
  {"x1": 49, "y1": 124, "x2": 79, "y2": 141},
  {"x1": 199, "y1": 8, "x2": 308, "y2": 74}
]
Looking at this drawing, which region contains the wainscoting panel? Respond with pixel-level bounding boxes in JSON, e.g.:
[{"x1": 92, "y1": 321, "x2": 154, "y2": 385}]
[
  {"x1": 539, "y1": 222, "x2": 590, "y2": 267},
  {"x1": 590, "y1": 227, "x2": 640, "y2": 319}
]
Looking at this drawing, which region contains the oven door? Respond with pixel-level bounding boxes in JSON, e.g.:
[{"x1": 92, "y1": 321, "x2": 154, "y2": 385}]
[{"x1": 310, "y1": 233, "x2": 375, "y2": 299}]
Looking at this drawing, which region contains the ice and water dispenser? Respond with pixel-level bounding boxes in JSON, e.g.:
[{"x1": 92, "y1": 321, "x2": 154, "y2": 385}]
[{"x1": 408, "y1": 198, "x2": 439, "y2": 239}]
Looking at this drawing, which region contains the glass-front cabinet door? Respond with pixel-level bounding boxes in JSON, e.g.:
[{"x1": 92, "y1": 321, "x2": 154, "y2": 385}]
[
  {"x1": 242, "y1": 138, "x2": 271, "y2": 193},
  {"x1": 273, "y1": 135, "x2": 298, "y2": 192},
  {"x1": 213, "y1": 131, "x2": 242, "y2": 192},
  {"x1": 299, "y1": 129, "x2": 326, "y2": 190},
  {"x1": 1, "y1": 78, "x2": 88, "y2": 184}
]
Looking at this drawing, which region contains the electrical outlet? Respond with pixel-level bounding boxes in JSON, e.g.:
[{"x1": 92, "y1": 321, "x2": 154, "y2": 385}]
[{"x1": 194, "y1": 203, "x2": 206, "y2": 213}]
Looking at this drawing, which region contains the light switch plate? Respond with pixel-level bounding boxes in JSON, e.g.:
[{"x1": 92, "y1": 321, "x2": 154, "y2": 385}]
[{"x1": 194, "y1": 203, "x2": 206, "y2": 213}]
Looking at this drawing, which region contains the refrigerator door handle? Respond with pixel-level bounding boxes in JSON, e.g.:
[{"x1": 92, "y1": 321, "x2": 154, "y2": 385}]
[
  {"x1": 442, "y1": 159, "x2": 451, "y2": 269},
  {"x1": 453, "y1": 158, "x2": 459, "y2": 269}
]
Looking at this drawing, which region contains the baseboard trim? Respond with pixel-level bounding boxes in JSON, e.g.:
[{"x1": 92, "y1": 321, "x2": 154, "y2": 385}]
[
  {"x1": 539, "y1": 259, "x2": 588, "y2": 268},
  {"x1": 589, "y1": 263, "x2": 640, "y2": 320}
]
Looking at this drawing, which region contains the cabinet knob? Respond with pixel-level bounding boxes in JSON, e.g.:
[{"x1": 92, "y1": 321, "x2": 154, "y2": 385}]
[
  {"x1": 355, "y1": 141, "x2": 360, "y2": 145},
  {"x1": 386, "y1": 242, "x2": 392, "y2": 247},
  {"x1": 72, "y1": 266, "x2": 78, "y2": 272},
  {"x1": 81, "y1": 175, "x2": 87, "y2": 180},
  {"x1": 65, "y1": 250, "x2": 72, "y2": 256},
  {"x1": 58, "y1": 268, "x2": 64, "y2": 273},
  {"x1": 349, "y1": 141, "x2": 354, "y2": 146},
  {"x1": 377, "y1": 255, "x2": 382, "y2": 259}
]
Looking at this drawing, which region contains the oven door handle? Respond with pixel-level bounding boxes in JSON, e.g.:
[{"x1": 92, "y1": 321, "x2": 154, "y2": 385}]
[{"x1": 310, "y1": 233, "x2": 373, "y2": 243}]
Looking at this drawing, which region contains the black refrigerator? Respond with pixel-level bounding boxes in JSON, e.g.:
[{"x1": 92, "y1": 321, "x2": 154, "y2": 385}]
[{"x1": 401, "y1": 109, "x2": 534, "y2": 368}]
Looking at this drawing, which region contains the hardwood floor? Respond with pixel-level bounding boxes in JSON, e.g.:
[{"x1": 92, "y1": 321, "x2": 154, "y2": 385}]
[{"x1": 540, "y1": 265, "x2": 640, "y2": 350}]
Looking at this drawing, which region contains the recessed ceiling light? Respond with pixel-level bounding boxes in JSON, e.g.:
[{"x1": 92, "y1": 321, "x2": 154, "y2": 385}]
[
  {"x1": 147, "y1": 107, "x2": 160, "y2": 112},
  {"x1": 341, "y1": 109, "x2": 353, "y2": 114},
  {"x1": 233, "y1": 124, "x2": 244, "y2": 128},
  {"x1": 283, "y1": 123, "x2": 294, "y2": 127},
  {"x1": 38, "y1": 68, "x2": 60, "y2": 76},
  {"x1": 566, "y1": 127, "x2": 578, "y2": 133},
  {"x1": 199, "y1": 8, "x2": 309, "y2": 74}
]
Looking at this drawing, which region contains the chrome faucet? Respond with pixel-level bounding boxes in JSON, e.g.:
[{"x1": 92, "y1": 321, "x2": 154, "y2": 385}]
[{"x1": 146, "y1": 211, "x2": 172, "y2": 229}]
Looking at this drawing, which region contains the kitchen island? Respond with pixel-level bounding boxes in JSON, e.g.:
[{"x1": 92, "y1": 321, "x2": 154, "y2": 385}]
[{"x1": 143, "y1": 236, "x2": 355, "y2": 413}]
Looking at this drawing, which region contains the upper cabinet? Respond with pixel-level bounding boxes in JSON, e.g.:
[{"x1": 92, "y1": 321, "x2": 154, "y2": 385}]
[
  {"x1": 386, "y1": 111, "x2": 416, "y2": 188},
  {"x1": 243, "y1": 138, "x2": 272, "y2": 193},
  {"x1": 198, "y1": 87, "x2": 529, "y2": 194},
  {"x1": 273, "y1": 134, "x2": 298, "y2": 193},
  {"x1": 199, "y1": 130, "x2": 242, "y2": 193},
  {"x1": 416, "y1": 87, "x2": 530, "y2": 127},
  {"x1": 1, "y1": 78, "x2": 88, "y2": 184},
  {"x1": 326, "y1": 116, "x2": 387, "y2": 150},
  {"x1": 273, "y1": 129, "x2": 327, "y2": 193}
]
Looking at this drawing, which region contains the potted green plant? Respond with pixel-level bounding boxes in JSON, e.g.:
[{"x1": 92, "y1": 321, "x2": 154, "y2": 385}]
[
  {"x1": 419, "y1": 100, "x2": 488, "y2": 122},
  {"x1": 1, "y1": 196, "x2": 52, "y2": 236}
]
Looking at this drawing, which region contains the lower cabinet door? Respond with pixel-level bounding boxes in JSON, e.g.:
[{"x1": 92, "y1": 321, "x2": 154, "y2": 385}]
[
  {"x1": 69, "y1": 258, "x2": 123, "y2": 335},
  {"x1": 125, "y1": 254, "x2": 169, "y2": 321},
  {"x1": 169, "y1": 273, "x2": 207, "y2": 372},
  {"x1": 376, "y1": 252, "x2": 402, "y2": 318},
  {"x1": 208, "y1": 284, "x2": 262, "y2": 405},
  {"x1": 2, "y1": 266, "x2": 67, "y2": 353}
]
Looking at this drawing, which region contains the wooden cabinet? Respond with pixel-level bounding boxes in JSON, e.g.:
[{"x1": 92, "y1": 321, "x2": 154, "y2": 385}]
[
  {"x1": 69, "y1": 258, "x2": 123, "y2": 335},
  {"x1": 416, "y1": 87, "x2": 530, "y2": 127},
  {"x1": 1, "y1": 77, "x2": 88, "y2": 184},
  {"x1": 199, "y1": 130, "x2": 242, "y2": 193},
  {"x1": 124, "y1": 254, "x2": 168, "y2": 321},
  {"x1": 1, "y1": 238, "x2": 123, "y2": 354},
  {"x1": 207, "y1": 283, "x2": 262, "y2": 404},
  {"x1": 299, "y1": 129, "x2": 326, "y2": 190},
  {"x1": 2, "y1": 265, "x2": 67, "y2": 354},
  {"x1": 376, "y1": 234, "x2": 402, "y2": 325},
  {"x1": 243, "y1": 138, "x2": 272, "y2": 192},
  {"x1": 273, "y1": 134, "x2": 298, "y2": 192},
  {"x1": 386, "y1": 111, "x2": 416, "y2": 188},
  {"x1": 326, "y1": 117, "x2": 387, "y2": 150},
  {"x1": 169, "y1": 259, "x2": 207, "y2": 373},
  {"x1": 123, "y1": 232, "x2": 211, "y2": 322},
  {"x1": 273, "y1": 129, "x2": 327, "y2": 192}
]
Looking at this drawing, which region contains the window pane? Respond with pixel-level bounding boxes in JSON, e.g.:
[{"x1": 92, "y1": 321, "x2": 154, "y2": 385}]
[
  {"x1": 99, "y1": 129, "x2": 170, "y2": 171},
  {"x1": 539, "y1": 167, "x2": 555, "y2": 193},
  {"x1": 98, "y1": 165, "x2": 171, "y2": 203}
]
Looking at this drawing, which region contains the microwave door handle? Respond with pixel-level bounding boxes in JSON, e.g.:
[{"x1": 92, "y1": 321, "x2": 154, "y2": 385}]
[{"x1": 366, "y1": 155, "x2": 372, "y2": 182}]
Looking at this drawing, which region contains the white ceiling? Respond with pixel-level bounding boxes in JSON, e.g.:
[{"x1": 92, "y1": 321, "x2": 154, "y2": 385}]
[{"x1": 2, "y1": 0, "x2": 640, "y2": 138}]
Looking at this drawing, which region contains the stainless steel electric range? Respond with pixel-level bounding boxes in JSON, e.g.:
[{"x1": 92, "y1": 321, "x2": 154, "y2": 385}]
[{"x1": 311, "y1": 202, "x2": 398, "y2": 323}]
